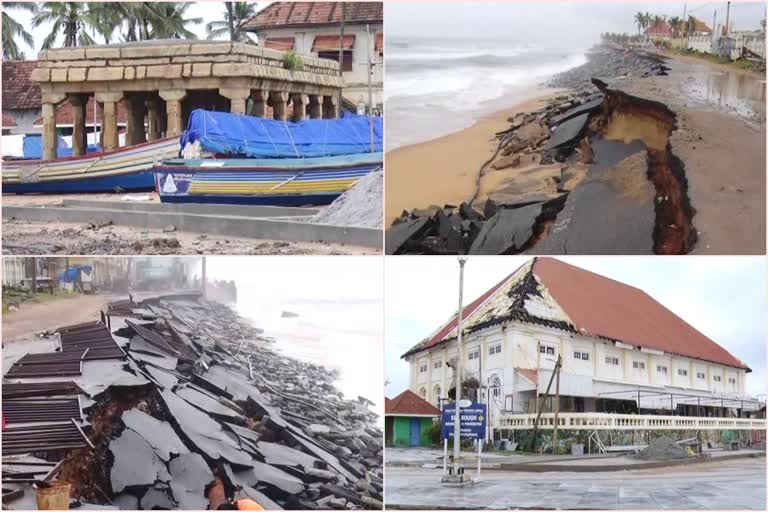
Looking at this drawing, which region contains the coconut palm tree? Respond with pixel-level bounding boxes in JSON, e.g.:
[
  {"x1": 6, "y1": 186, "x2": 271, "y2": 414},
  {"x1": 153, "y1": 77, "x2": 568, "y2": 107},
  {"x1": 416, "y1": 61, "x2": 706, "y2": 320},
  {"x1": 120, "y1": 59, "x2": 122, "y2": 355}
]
[
  {"x1": 669, "y1": 16, "x2": 683, "y2": 38},
  {"x1": 634, "y1": 11, "x2": 645, "y2": 35},
  {"x1": 84, "y1": 2, "x2": 123, "y2": 44},
  {"x1": 206, "y1": 2, "x2": 258, "y2": 43},
  {"x1": 2, "y1": 2, "x2": 37, "y2": 60},
  {"x1": 119, "y1": 2, "x2": 201, "y2": 41},
  {"x1": 33, "y1": 2, "x2": 96, "y2": 49}
]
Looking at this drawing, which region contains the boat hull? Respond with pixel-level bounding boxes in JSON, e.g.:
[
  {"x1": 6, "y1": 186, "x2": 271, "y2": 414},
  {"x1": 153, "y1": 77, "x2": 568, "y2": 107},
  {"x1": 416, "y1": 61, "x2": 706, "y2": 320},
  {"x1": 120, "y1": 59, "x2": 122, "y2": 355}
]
[
  {"x1": 154, "y1": 153, "x2": 382, "y2": 206},
  {"x1": 2, "y1": 138, "x2": 179, "y2": 194}
]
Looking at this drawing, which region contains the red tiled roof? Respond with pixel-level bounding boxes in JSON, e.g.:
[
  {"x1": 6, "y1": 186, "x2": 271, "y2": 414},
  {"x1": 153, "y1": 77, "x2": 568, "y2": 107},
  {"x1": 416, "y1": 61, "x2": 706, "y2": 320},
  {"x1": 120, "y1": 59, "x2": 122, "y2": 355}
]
[
  {"x1": 2, "y1": 113, "x2": 18, "y2": 127},
  {"x1": 2, "y1": 60, "x2": 42, "y2": 111},
  {"x1": 647, "y1": 21, "x2": 673, "y2": 36},
  {"x1": 263, "y1": 37, "x2": 295, "y2": 51},
  {"x1": 245, "y1": 2, "x2": 383, "y2": 30},
  {"x1": 385, "y1": 390, "x2": 441, "y2": 417},
  {"x1": 691, "y1": 19, "x2": 712, "y2": 34},
  {"x1": 312, "y1": 34, "x2": 355, "y2": 51},
  {"x1": 406, "y1": 258, "x2": 749, "y2": 370},
  {"x1": 33, "y1": 97, "x2": 128, "y2": 126},
  {"x1": 516, "y1": 368, "x2": 538, "y2": 384},
  {"x1": 375, "y1": 33, "x2": 383, "y2": 51}
]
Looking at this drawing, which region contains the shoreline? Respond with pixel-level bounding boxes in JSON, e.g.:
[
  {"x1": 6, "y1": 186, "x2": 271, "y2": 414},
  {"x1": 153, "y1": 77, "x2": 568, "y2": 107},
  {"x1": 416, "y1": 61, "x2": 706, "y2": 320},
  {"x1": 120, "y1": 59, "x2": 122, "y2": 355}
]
[{"x1": 384, "y1": 88, "x2": 567, "y2": 225}]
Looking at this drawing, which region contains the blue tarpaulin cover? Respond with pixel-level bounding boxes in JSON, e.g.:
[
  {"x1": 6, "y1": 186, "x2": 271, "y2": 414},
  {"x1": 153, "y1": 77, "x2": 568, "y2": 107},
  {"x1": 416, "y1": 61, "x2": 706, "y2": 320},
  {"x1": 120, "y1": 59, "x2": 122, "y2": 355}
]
[
  {"x1": 23, "y1": 134, "x2": 101, "y2": 159},
  {"x1": 180, "y1": 109, "x2": 382, "y2": 158},
  {"x1": 59, "y1": 265, "x2": 92, "y2": 283}
]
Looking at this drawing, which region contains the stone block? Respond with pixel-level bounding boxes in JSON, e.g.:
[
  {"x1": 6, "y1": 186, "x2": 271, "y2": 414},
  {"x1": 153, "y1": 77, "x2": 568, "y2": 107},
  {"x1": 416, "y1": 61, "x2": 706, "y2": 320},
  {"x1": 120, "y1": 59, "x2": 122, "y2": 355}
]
[
  {"x1": 30, "y1": 68, "x2": 51, "y2": 82},
  {"x1": 261, "y1": 48, "x2": 285, "y2": 61},
  {"x1": 121, "y1": 44, "x2": 190, "y2": 59},
  {"x1": 211, "y1": 63, "x2": 251, "y2": 77},
  {"x1": 191, "y1": 63, "x2": 212, "y2": 77},
  {"x1": 86, "y1": 47, "x2": 121, "y2": 59},
  {"x1": 67, "y1": 68, "x2": 87, "y2": 82},
  {"x1": 238, "y1": 45, "x2": 262, "y2": 57},
  {"x1": 50, "y1": 68, "x2": 68, "y2": 82},
  {"x1": 107, "y1": 57, "x2": 170, "y2": 67},
  {"x1": 87, "y1": 67, "x2": 125, "y2": 81},
  {"x1": 48, "y1": 48, "x2": 85, "y2": 60},
  {"x1": 190, "y1": 42, "x2": 231, "y2": 55},
  {"x1": 182, "y1": 63, "x2": 192, "y2": 77},
  {"x1": 147, "y1": 64, "x2": 182, "y2": 79},
  {"x1": 123, "y1": 66, "x2": 136, "y2": 80}
]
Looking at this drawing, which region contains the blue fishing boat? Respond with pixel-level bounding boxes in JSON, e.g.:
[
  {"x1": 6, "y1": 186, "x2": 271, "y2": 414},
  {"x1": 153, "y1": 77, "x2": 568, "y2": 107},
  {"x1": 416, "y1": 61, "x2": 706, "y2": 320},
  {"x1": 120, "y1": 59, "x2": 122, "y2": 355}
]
[
  {"x1": 2, "y1": 137, "x2": 179, "y2": 194},
  {"x1": 154, "y1": 152, "x2": 382, "y2": 206}
]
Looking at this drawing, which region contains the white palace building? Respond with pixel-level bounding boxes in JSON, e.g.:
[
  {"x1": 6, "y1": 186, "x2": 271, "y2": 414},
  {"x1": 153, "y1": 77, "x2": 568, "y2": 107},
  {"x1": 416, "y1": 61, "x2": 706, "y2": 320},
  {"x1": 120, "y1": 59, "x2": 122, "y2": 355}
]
[{"x1": 403, "y1": 258, "x2": 765, "y2": 434}]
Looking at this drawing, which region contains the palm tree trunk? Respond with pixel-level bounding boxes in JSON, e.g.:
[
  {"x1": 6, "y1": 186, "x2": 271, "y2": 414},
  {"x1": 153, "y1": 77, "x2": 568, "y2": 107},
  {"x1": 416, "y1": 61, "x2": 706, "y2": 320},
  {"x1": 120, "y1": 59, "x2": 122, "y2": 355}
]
[{"x1": 226, "y1": 2, "x2": 235, "y2": 41}]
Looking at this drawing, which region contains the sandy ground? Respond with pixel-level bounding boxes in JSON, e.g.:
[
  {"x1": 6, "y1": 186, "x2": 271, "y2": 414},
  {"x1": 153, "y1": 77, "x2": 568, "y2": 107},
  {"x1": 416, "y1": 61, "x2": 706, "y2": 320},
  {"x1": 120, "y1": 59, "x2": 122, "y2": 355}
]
[
  {"x1": 1, "y1": 217, "x2": 377, "y2": 255},
  {"x1": 2, "y1": 293, "x2": 111, "y2": 340},
  {"x1": 1, "y1": 191, "x2": 161, "y2": 206},
  {"x1": 384, "y1": 91, "x2": 564, "y2": 225},
  {"x1": 624, "y1": 56, "x2": 766, "y2": 254}
]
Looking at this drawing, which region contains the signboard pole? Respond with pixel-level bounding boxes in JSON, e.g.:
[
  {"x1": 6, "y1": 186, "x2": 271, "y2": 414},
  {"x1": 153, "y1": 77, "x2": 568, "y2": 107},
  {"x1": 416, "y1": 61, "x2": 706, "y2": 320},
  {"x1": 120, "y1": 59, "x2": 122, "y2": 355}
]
[
  {"x1": 443, "y1": 438, "x2": 448, "y2": 475},
  {"x1": 453, "y1": 257, "x2": 466, "y2": 477},
  {"x1": 477, "y1": 439, "x2": 482, "y2": 481}
]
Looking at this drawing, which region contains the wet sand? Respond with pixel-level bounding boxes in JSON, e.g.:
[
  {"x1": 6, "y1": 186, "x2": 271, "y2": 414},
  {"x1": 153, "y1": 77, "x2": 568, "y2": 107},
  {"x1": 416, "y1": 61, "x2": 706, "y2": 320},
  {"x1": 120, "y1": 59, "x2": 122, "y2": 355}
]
[{"x1": 384, "y1": 91, "x2": 565, "y2": 226}]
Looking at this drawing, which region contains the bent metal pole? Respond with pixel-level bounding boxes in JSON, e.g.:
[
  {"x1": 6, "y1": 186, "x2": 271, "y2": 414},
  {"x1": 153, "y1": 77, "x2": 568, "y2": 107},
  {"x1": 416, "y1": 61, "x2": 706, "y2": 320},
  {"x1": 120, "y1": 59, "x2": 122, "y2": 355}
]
[{"x1": 453, "y1": 257, "x2": 467, "y2": 476}]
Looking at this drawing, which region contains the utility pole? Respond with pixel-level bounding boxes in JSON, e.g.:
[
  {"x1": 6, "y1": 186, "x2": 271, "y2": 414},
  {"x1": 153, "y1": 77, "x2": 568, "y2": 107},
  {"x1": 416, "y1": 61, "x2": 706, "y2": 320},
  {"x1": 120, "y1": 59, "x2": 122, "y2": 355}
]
[
  {"x1": 683, "y1": 3, "x2": 687, "y2": 38},
  {"x1": 365, "y1": 24, "x2": 376, "y2": 153},
  {"x1": 30, "y1": 257, "x2": 37, "y2": 294},
  {"x1": 553, "y1": 355, "x2": 561, "y2": 455},
  {"x1": 725, "y1": 1, "x2": 731, "y2": 37},
  {"x1": 337, "y1": 3, "x2": 346, "y2": 116},
  {"x1": 201, "y1": 256, "x2": 207, "y2": 299}
]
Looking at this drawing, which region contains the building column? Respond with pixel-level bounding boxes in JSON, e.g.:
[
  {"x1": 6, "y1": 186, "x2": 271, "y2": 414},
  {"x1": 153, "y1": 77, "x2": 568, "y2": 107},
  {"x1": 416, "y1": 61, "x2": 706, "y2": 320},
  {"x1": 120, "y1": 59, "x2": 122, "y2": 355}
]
[
  {"x1": 145, "y1": 97, "x2": 161, "y2": 141},
  {"x1": 219, "y1": 87, "x2": 250, "y2": 115},
  {"x1": 251, "y1": 89, "x2": 268, "y2": 117},
  {"x1": 322, "y1": 94, "x2": 339, "y2": 119},
  {"x1": 69, "y1": 94, "x2": 88, "y2": 157},
  {"x1": 308, "y1": 95, "x2": 324, "y2": 119},
  {"x1": 270, "y1": 91, "x2": 289, "y2": 121},
  {"x1": 159, "y1": 89, "x2": 187, "y2": 137},
  {"x1": 290, "y1": 93, "x2": 309, "y2": 122},
  {"x1": 41, "y1": 93, "x2": 65, "y2": 161},
  {"x1": 125, "y1": 94, "x2": 147, "y2": 146},
  {"x1": 95, "y1": 91, "x2": 123, "y2": 151}
]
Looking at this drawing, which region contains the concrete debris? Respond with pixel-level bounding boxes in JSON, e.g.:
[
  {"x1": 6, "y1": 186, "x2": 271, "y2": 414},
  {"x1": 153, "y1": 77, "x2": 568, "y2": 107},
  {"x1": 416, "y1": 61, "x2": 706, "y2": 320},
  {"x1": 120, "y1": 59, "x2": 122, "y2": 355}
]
[
  {"x1": 1, "y1": 292, "x2": 383, "y2": 510},
  {"x1": 634, "y1": 436, "x2": 692, "y2": 461},
  {"x1": 312, "y1": 170, "x2": 383, "y2": 228}
]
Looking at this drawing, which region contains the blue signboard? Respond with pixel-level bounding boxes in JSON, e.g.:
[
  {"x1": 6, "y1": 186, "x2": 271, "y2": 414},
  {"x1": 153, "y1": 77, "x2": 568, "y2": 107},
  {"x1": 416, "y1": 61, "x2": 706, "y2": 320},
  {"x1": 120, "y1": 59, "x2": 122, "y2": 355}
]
[{"x1": 441, "y1": 402, "x2": 487, "y2": 440}]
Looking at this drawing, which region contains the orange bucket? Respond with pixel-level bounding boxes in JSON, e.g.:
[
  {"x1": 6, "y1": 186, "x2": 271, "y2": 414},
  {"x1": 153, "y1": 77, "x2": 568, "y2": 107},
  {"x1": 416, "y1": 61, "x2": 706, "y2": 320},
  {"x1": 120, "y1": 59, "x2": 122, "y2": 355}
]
[{"x1": 36, "y1": 480, "x2": 71, "y2": 510}]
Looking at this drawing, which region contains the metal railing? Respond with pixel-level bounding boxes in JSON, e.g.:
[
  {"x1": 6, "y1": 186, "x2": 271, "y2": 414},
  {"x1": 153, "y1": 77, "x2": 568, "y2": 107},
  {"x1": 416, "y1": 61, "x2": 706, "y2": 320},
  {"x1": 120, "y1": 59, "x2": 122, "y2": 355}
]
[{"x1": 497, "y1": 412, "x2": 766, "y2": 431}]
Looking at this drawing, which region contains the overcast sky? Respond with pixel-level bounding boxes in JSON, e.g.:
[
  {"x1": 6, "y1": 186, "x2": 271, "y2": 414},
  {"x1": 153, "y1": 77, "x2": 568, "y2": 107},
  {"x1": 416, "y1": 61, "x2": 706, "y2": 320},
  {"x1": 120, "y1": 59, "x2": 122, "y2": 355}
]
[
  {"x1": 5, "y1": 1, "x2": 271, "y2": 57},
  {"x1": 385, "y1": 256, "x2": 767, "y2": 400},
  {"x1": 387, "y1": 1, "x2": 766, "y2": 46}
]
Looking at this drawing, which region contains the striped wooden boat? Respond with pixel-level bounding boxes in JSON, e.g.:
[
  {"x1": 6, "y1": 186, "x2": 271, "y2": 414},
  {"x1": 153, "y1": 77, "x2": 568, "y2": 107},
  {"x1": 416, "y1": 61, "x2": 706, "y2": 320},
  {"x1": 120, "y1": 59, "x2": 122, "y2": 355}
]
[
  {"x1": 154, "y1": 152, "x2": 382, "y2": 206},
  {"x1": 2, "y1": 137, "x2": 179, "y2": 194}
]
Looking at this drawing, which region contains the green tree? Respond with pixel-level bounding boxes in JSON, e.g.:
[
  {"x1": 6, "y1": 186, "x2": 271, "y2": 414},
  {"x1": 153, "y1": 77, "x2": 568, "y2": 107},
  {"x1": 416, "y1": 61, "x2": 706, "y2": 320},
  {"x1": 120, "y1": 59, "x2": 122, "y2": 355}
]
[
  {"x1": 669, "y1": 16, "x2": 682, "y2": 38},
  {"x1": 84, "y1": 2, "x2": 122, "y2": 44},
  {"x1": 206, "y1": 2, "x2": 258, "y2": 43},
  {"x1": 2, "y1": 2, "x2": 37, "y2": 60},
  {"x1": 33, "y1": 2, "x2": 96, "y2": 49},
  {"x1": 634, "y1": 11, "x2": 645, "y2": 35},
  {"x1": 121, "y1": 2, "x2": 201, "y2": 41}
]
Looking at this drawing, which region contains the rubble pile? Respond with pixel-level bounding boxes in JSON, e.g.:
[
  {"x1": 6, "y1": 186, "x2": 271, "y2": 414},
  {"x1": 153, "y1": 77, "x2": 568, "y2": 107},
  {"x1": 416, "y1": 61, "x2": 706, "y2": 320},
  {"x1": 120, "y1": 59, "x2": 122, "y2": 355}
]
[
  {"x1": 387, "y1": 47, "x2": 688, "y2": 256},
  {"x1": 1, "y1": 292, "x2": 383, "y2": 510},
  {"x1": 312, "y1": 170, "x2": 384, "y2": 229},
  {"x1": 634, "y1": 436, "x2": 692, "y2": 461}
]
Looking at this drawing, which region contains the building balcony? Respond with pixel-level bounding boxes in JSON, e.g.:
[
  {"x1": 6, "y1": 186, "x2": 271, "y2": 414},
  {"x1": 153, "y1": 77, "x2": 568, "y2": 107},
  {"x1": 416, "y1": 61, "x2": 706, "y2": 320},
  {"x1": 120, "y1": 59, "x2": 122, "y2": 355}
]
[{"x1": 497, "y1": 412, "x2": 766, "y2": 431}]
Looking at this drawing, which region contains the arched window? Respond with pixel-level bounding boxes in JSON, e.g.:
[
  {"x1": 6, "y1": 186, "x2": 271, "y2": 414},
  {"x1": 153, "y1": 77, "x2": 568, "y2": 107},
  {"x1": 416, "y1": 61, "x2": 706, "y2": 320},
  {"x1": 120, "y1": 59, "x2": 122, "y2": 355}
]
[
  {"x1": 419, "y1": 387, "x2": 427, "y2": 400},
  {"x1": 433, "y1": 385, "x2": 441, "y2": 407},
  {"x1": 490, "y1": 374, "x2": 502, "y2": 397}
]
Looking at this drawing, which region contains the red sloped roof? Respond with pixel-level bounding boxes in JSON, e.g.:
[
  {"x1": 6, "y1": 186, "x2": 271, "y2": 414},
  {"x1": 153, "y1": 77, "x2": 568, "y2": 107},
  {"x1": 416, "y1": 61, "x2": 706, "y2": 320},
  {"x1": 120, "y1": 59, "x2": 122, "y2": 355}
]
[
  {"x1": 375, "y1": 33, "x2": 383, "y2": 51},
  {"x1": 263, "y1": 37, "x2": 295, "y2": 51},
  {"x1": 516, "y1": 368, "x2": 538, "y2": 384},
  {"x1": 386, "y1": 390, "x2": 441, "y2": 416},
  {"x1": 533, "y1": 258, "x2": 748, "y2": 370},
  {"x1": 312, "y1": 34, "x2": 355, "y2": 51},
  {"x1": 2, "y1": 60, "x2": 42, "y2": 111},
  {"x1": 245, "y1": 2, "x2": 383, "y2": 30},
  {"x1": 2, "y1": 113, "x2": 18, "y2": 127},
  {"x1": 405, "y1": 258, "x2": 749, "y2": 370},
  {"x1": 647, "y1": 20, "x2": 673, "y2": 36},
  {"x1": 33, "y1": 97, "x2": 129, "y2": 126}
]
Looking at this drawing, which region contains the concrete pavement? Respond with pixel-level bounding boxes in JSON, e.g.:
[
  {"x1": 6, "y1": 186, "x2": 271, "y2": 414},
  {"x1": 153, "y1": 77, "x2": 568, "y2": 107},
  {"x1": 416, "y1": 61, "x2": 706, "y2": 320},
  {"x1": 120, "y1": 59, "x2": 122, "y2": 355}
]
[{"x1": 385, "y1": 457, "x2": 767, "y2": 509}]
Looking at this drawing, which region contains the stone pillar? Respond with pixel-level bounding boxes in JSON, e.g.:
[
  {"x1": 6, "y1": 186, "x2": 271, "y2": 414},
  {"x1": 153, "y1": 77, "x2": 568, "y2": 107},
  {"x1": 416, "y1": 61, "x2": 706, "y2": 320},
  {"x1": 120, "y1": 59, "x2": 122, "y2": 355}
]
[
  {"x1": 291, "y1": 93, "x2": 309, "y2": 122},
  {"x1": 159, "y1": 89, "x2": 187, "y2": 137},
  {"x1": 322, "y1": 94, "x2": 339, "y2": 119},
  {"x1": 219, "y1": 87, "x2": 250, "y2": 115},
  {"x1": 41, "y1": 93, "x2": 65, "y2": 161},
  {"x1": 69, "y1": 94, "x2": 88, "y2": 157},
  {"x1": 125, "y1": 94, "x2": 147, "y2": 146},
  {"x1": 308, "y1": 95, "x2": 324, "y2": 119},
  {"x1": 146, "y1": 97, "x2": 161, "y2": 141},
  {"x1": 252, "y1": 89, "x2": 269, "y2": 118},
  {"x1": 270, "y1": 91, "x2": 289, "y2": 121},
  {"x1": 95, "y1": 91, "x2": 123, "y2": 151}
]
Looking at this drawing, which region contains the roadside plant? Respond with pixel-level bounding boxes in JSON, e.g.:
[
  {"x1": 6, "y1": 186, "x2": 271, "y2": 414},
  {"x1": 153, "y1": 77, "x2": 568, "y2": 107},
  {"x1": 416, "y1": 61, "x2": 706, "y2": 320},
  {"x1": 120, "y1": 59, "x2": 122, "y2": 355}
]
[{"x1": 283, "y1": 50, "x2": 304, "y2": 71}]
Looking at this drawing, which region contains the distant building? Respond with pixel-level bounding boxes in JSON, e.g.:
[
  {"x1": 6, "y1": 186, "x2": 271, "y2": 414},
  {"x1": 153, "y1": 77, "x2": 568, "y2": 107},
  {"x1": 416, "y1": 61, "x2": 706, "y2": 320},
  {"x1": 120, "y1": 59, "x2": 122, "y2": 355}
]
[
  {"x1": 646, "y1": 20, "x2": 673, "y2": 39},
  {"x1": 2, "y1": 61, "x2": 43, "y2": 136},
  {"x1": 385, "y1": 390, "x2": 441, "y2": 447},
  {"x1": 244, "y1": 2, "x2": 383, "y2": 112},
  {"x1": 403, "y1": 257, "x2": 761, "y2": 434}
]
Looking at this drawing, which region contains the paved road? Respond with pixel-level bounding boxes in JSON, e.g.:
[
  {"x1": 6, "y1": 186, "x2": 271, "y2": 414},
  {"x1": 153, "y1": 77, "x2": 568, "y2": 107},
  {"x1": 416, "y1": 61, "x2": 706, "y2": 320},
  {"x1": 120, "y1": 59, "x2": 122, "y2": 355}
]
[{"x1": 385, "y1": 457, "x2": 766, "y2": 509}]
